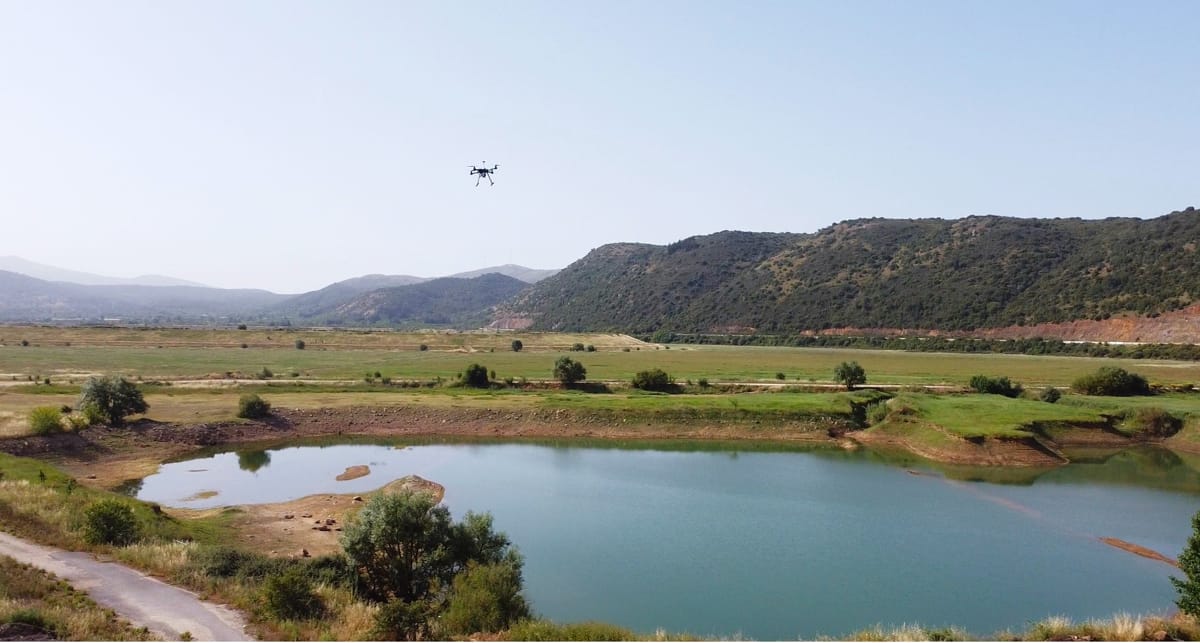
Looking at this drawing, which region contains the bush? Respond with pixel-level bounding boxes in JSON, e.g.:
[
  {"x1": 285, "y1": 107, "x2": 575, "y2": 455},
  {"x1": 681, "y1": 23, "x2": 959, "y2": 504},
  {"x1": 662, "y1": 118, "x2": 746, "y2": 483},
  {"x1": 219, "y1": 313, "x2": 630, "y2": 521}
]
[
  {"x1": 553, "y1": 357, "x2": 587, "y2": 386},
  {"x1": 237, "y1": 394, "x2": 272, "y2": 419},
  {"x1": 443, "y1": 561, "x2": 531, "y2": 635},
  {"x1": 82, "y1": 499, "x2": 140, "y2": 546},
  {"x1": 418, "y1": 344, "x2": 429, "y2": 351},
  {"x1": 262, "y1": 567, "x2": 324, "y2": 620},
  {"x1": 775, "y1": 372, "x2": 786, "y2": 380},
  {"x1": 1126, "y1": 407, "x2": 1183, "y2": 437},
  {"x1": 294, "y1": 339, "x2": 305, "y2": 350},
  {"x1": 258, "y1": 367, "x2": 273, "y2": 380},
  {"x1": 968, "y1": 375, "x2": 1023, "y2": 398},
  {"x1": 28, "y1": 406, "x2": 63, "y2": 435},
  {"x1": 80, "y1": 403, "x2": 105, "y2": 427},
  {"x1": 585, "y1": 344, "x2": 596, "y2": 352},
  {"x1": 631, "y1": 368, "x2": 673, "y2": 392},
  {"x1": 237, "y1": 324, "x2": 247, "y2": 330},
  {"x1": 462, "y1": 364, "x2": 490, "y2": 388},
  {"x1": 511, "y1": 340, "x2": 523, "y2": 352},
  {"x1": 77, "y1": 376, "x2": 148, "y2": 426},
  {"x1": 570, "y1": 343, "x2": 585, "y2": 352},
  {"x1": 1039, "y1": 387, "x2": 1062, "y2": 403},
  {"x1": 1071, "y1": 367, "x2": 1152, "y2": 396},
  {"x1": 372, "y1": 599, "x2": 433, "y2": 641}
]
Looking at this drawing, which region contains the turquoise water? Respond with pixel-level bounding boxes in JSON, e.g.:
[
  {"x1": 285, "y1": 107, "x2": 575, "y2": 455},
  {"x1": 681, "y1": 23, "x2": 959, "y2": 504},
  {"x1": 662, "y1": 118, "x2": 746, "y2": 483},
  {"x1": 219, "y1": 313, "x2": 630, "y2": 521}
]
[{"x1": 137, "y1": 442, "x2": 1200, "y2": 639}]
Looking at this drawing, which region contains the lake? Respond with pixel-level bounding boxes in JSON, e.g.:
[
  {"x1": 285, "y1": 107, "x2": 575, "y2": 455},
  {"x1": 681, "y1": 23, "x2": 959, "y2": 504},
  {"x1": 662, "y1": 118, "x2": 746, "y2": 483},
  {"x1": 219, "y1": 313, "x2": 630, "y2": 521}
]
[{"x1": 136, "y1": 440, "x2": 1200, "y2": 639}]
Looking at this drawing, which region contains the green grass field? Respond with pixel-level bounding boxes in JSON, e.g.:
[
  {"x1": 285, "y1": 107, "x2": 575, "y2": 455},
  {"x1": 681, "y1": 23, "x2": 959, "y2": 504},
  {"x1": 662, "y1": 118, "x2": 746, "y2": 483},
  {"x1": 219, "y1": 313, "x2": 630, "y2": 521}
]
[{"x1": 4, "y1": 327, "x2": 1200, "y2": 386}]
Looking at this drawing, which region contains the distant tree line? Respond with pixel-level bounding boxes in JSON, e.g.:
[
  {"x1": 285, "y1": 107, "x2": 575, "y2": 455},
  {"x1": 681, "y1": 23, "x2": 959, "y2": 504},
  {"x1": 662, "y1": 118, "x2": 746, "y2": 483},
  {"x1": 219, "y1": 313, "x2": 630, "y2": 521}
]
[{"x1": 645, "y1": 332, "x2": 1200, "y2": 361}]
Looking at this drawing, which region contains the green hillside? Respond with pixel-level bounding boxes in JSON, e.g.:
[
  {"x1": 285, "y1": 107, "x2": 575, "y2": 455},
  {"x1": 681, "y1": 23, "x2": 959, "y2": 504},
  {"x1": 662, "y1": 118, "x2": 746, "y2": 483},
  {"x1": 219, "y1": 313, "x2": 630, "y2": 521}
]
[{"x1": 509, "y1": 208, "x2": 1200, "y2": 333}]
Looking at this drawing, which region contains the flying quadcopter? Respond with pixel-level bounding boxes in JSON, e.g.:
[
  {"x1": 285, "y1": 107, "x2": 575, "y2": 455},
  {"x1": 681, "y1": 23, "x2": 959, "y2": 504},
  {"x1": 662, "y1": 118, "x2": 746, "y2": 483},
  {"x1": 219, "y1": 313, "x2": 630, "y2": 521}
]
[{"x1": 469, "y1": 162, "x2": 499, "y2": 186}]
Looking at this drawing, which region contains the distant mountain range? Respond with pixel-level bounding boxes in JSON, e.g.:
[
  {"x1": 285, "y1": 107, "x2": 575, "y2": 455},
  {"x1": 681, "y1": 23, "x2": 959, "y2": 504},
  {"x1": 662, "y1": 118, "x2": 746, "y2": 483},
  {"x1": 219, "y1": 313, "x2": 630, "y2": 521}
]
[
  {"x1": 0, "y1": 256, "x2": 208, "y2": 287},
  {"x1": 0, "y1": 261, "x2": 558, "y2": 326},
  {"x1": 4, "y1": 208, "x2": 1200, "y2": 342}
]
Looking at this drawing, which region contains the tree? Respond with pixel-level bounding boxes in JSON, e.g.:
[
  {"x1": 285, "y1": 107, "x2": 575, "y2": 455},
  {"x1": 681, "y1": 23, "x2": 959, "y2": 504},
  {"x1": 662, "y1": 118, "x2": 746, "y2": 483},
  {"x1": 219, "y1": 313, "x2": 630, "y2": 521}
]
[
  {"x1": 833, "y1": 361, "x2": 866, "y2": 391},
  {"x1": 340, "y1": 490, "x2": 522, "y2": 607},
  {"x1": 510, "y1": 340, "x2": 523, "y2": 352},
  {"x1": 295, "y1": 339, "x2": 306, "y2": 350},
  {"x1": 342, "y1": 490, "x2": 454, "y2": 603},
  {"x1": 631, "y1": 368, "x2": 673, "y2": 392},
  {"x1": 462, "y1": 364, "x2": 490, "y2": 388},
  {"x1": 1173, "y1": 510, "x2": 1200, "y2": 617},
  {"x1": 78, "y1": 376, "x2": 148, "y2": 426},
  {"x1": 553, "y1": 357, "x2": 587, "y2": 386}
]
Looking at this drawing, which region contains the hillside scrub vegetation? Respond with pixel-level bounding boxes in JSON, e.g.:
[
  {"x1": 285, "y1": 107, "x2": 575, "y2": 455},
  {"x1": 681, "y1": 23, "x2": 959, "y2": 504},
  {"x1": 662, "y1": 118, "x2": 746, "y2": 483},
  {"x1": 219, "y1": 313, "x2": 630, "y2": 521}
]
[{"x1": 513, "y1": 209, "x2": 1200, "y2": 335}]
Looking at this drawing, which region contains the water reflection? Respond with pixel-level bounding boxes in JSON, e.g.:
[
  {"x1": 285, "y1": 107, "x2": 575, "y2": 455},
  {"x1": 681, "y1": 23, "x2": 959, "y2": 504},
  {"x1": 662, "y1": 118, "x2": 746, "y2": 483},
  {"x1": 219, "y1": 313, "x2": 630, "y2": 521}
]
[{"x1": 236, "y1": 449, "x2": 271, "y2": 473}]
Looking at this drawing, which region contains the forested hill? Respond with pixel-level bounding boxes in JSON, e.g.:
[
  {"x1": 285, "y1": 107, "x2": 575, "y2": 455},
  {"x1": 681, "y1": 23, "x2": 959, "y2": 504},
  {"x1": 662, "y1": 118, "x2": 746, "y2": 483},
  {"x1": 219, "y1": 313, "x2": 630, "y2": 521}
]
[{"x1": 504, "y1": 208, "x2": 1200, "y2": 334}]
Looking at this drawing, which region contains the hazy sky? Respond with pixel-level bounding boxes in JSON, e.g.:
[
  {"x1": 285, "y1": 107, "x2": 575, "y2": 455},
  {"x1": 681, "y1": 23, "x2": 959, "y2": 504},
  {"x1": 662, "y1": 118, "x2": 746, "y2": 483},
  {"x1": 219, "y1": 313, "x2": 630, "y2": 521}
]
[{"x1": 2, "y1": 1, "x2": 1196, "y2": 293}]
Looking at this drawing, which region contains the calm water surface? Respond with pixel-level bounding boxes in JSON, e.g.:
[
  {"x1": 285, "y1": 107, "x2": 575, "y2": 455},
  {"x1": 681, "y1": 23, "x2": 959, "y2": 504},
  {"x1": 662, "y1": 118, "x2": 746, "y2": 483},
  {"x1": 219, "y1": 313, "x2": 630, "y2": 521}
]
[{"x1": 137, "y1": 442, "x2": 1200, "y2": 639}]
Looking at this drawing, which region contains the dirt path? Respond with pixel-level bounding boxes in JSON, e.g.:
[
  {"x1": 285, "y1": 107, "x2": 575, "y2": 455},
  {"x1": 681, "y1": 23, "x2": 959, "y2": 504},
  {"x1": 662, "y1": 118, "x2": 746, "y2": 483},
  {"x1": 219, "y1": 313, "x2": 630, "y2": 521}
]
[{"x1": 0, "y1": 531, "x2": 250, "y2": 641}]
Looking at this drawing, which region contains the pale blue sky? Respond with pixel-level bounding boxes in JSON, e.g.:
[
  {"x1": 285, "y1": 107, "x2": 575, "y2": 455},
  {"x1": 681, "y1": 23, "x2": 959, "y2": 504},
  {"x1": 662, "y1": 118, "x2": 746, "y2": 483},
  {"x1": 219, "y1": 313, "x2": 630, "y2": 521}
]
[{"x1": 1, "y1": 1, "x2": 1196, "y2": 293}]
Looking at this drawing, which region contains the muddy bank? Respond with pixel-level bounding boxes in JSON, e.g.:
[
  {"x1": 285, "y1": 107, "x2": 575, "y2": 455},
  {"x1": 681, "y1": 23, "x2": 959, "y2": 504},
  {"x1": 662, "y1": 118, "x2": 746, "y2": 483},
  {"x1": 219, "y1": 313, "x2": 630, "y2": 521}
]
[{"x1": 171, "y1": 475, "x2": 443, "y2": 558}]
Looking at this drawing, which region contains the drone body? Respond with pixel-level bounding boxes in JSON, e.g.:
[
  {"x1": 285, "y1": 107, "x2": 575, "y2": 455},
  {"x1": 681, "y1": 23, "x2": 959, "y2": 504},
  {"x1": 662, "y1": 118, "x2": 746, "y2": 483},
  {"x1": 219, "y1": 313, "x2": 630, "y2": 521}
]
[{"x1": 469, "y1": 162, "x2": 499, "y2": 186}]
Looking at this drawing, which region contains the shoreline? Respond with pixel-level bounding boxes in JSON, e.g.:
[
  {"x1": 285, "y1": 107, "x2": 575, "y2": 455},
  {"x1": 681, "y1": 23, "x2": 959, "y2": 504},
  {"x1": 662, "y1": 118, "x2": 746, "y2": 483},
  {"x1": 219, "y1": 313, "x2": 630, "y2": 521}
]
[{"x1": 0, "y1": 404, "x2": 1179, "y2": 488}]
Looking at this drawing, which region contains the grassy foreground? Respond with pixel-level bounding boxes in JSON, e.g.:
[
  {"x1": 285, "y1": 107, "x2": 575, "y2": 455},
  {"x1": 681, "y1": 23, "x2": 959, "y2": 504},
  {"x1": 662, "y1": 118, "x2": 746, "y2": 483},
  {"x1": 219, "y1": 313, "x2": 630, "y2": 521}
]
[{"x1": 0, "y1": 555, "x2": 157, "y2": 641}]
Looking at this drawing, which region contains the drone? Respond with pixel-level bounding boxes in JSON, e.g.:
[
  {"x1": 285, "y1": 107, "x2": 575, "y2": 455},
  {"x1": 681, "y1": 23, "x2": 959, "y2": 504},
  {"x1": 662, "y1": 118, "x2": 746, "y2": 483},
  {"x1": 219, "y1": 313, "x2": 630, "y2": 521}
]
[{"x1": 469, "y1": 162, "x2": 499, "y2": 186}]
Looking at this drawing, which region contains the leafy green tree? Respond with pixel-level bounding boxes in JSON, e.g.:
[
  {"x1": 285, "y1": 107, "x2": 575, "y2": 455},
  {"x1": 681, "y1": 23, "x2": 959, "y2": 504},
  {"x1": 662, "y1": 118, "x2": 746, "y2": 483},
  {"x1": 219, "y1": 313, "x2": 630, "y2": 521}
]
[
  {"x1": 78, "y1": 376, "x2": 148, "y2": 426},
  {"x1": 462, "y1": 364, "x2": 490, "y2": 388},
  {"x1": 443, "y1": 561, "x2": 531, "y2": 635},
  {"x1": 553, "y1": 357, "x2": 587, "y2": 386},
  {"x1": 1039, "y1": 387, "x2": 1062, "y2": 403},
  {"x1": 631, "y1": 368, "x2": 673, "y2": 392},
  {"x1": 342, "y1": 490, "x2": 453, "y2": 603},
  {"x1": 833, "y1": 361, "x2": 866, "y2": 391},
  {"x1": 1173, "y1": 510, "x2": 1200, "y2": 617},
  {"x1": 82, "y1": 499, "x2": 140, "y2": 546},
  {"x1": 511, "y1": 340, "x2": 523, "y2": 352}
]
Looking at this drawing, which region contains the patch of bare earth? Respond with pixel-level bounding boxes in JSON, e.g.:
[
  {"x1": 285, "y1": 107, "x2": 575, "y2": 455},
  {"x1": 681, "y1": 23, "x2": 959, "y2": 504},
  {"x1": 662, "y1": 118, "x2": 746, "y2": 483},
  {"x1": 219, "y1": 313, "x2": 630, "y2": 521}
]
[{"x1": 172, "y1": 476, "x2": 444, "y2": 558}]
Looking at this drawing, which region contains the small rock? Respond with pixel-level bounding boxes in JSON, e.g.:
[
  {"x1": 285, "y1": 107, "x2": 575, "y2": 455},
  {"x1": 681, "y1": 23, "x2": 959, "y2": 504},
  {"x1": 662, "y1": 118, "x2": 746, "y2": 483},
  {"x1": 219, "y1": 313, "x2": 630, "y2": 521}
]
[
  {"x1": 317, "y1": 525, "x2": 331, "y2": 532},
  {"x1": 282, "y1": 514, "x2": 294, "y2": 520},
  {"x1": 300, "y1": 512, "x2": 313, "y2": 518},
  {"x1": 85, "y1": 474, "x2": 97, "y2": 479},
  {"x1": 325, "y1": 518, "x2": 336, "y2": 525},
  {"x1": 353, "y1": 496, "x2": 363, "y2": 502},
  {"x1": 300, "y1": 548, "x2": 310, "y2": 558}
]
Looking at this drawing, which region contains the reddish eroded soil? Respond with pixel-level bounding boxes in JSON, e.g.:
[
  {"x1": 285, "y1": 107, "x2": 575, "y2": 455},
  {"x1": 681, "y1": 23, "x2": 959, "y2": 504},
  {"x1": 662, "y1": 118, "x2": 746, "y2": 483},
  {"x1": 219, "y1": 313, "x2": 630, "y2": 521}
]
[{"x1": 818, "y1": 303, "x2": 1200, "y2": 344}]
